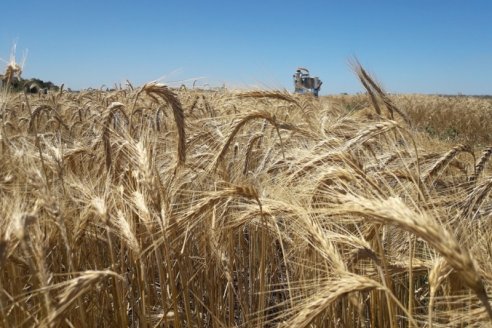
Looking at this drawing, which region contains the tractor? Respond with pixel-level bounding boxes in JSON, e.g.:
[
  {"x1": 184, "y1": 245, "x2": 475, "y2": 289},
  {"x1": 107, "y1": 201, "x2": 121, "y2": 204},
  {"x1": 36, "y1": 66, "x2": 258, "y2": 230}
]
[{"x1": 293, "y1": 67, "x2": 322, "y2": 97}]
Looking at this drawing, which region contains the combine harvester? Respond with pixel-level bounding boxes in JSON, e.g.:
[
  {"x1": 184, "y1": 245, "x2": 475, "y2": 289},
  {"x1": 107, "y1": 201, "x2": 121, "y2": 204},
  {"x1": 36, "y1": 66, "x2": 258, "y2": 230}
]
[{"x1": 293, "y1": 67, "x2": 322, "y2": 97}]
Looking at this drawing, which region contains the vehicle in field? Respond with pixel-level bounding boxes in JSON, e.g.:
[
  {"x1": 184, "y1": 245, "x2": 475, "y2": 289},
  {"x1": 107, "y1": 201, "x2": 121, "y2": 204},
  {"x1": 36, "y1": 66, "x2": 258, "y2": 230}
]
[{"x1": 293, "y1": 67, "x2": 322, "y2": 97}]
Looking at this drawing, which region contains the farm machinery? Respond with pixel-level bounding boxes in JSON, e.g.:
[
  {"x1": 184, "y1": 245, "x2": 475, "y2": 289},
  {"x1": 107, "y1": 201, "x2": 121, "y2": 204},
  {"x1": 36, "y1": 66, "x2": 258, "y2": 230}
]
[{"x1": 293, "y1": 67, "x2": 322, "y2": 97}]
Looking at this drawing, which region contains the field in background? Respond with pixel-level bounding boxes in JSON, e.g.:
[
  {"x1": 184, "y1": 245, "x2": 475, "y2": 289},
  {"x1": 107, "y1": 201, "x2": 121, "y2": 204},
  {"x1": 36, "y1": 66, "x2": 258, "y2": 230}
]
[
  {"x1": 1, "y1": 73, "x2": 492, "y2": 327},
  {"x1": 332, "y1": 93, "x2": 492, "y2": 145}
]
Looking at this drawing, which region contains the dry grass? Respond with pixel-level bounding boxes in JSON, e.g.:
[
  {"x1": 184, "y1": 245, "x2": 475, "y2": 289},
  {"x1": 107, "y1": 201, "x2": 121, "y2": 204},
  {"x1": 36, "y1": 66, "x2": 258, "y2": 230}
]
[{"x1": 1, "y1": 64, "x2": 492, "y2": 327}]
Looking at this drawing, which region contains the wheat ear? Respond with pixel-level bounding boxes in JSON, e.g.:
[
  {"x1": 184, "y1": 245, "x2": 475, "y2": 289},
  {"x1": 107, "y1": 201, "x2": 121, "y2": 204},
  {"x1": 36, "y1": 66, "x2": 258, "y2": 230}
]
[
  {"x1": 333, "y1": 194, "x2": 492, "y2": 319},
  {"x1": 142, "y1": 83, "x2": 186, "y2": 165}
]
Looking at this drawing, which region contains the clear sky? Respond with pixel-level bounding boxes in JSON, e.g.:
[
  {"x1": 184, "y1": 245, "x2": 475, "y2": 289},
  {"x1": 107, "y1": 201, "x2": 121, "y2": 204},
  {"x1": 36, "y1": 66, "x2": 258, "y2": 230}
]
[{"x1": 1, "y1": 1, "x2": 491, "y2": 95}]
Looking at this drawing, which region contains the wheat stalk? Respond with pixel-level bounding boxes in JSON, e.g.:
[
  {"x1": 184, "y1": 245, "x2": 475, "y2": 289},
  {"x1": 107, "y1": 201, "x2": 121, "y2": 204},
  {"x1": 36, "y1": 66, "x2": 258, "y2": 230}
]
[
  {"x1": 238, "y1": 90, "x2": 302, "y2": 110},
  {"x1": 332, "y1": 193, "x2": 492, "y2": 319},
  {"x1": 280, "y1": 274, "x2": 383, "y2": 328},
  {"x1": 142, "y1": 83, "x2": 186, "y2": 165},
  {"x1": 422, "y1": 144, "x2": 473, "y2": 183},
  {"x1": 212, "y1": 111, "x2": 288, "y2": 170},
  {"x1": 470, "y1": 146, "x2": 492, "y2": 181}
]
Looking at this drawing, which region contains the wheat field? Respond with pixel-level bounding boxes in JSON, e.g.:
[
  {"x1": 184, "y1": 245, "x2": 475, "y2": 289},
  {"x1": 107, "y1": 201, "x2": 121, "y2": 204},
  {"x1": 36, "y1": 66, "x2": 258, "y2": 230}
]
[{"x1": 1, "y1": 65, "x2": 492, "y2": 327}]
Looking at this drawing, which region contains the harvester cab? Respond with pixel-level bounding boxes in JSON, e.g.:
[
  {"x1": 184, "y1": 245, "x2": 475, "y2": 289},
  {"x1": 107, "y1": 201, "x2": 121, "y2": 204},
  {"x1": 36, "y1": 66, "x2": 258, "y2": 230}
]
[{"x1": 293, "y1": 67, "x2": 322, "y2": 97}]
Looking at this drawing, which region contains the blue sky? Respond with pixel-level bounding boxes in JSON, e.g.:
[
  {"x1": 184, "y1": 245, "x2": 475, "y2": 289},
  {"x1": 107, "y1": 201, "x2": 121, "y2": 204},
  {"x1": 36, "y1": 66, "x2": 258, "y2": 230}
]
[{"x1": 1, "y1": 1, "x2": 491, "y2": 94}]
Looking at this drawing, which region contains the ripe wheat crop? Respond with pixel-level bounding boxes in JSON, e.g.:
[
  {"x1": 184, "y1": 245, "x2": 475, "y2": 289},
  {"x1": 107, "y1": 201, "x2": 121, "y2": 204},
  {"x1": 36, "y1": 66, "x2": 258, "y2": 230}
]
[{"x1": 1, "y1": 64, "x2": 492, "y2": 327}]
